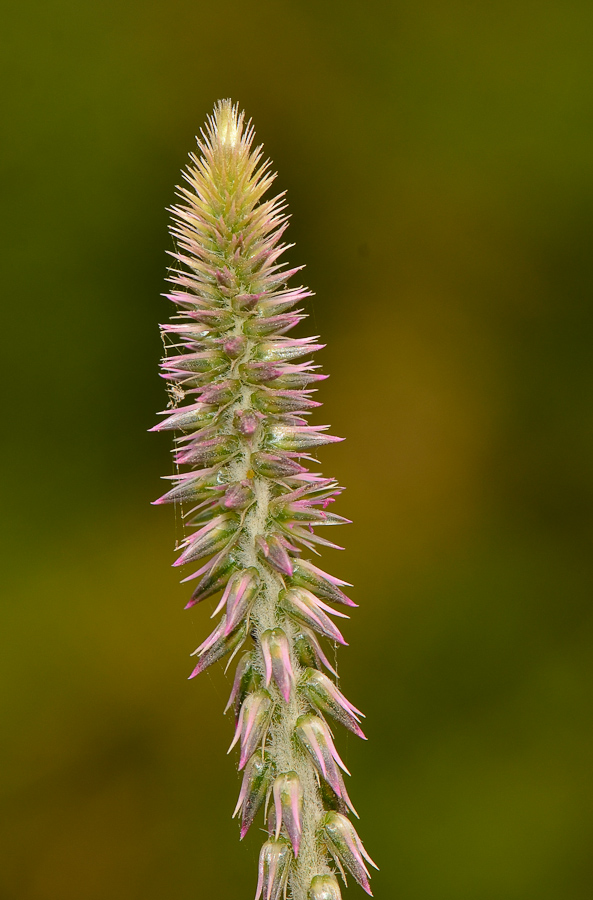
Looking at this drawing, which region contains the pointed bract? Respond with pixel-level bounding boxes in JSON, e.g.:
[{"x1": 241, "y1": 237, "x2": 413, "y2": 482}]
[
  {"x1": 255, "y1": 839, "x2": 292, "y2": 900},
  {"x1": 295, "y1": 714, "x2": 350, "y2": 799},
  {"x1": 261, "y1": 628, "x2": 296, "y2": 702},
  {"x1": 257, "y1": 533, "x2": 294, "y2": 577},
  {"x1": 273, "y1": 772, "x2": 303, "y2": 856},
  {"x1": 220, "y1": 567, "x2": 260, "y2": 635},
  {"x1": 289, "y1": 559, "x2": 355, "y2": 607},
  {"x1": 189, "y1": 616, "x2": 247, "y2": 677},
  {"x1": 301, "y1": 668, "x2": 366, "y2": 739},
  {"x1": 280, "y1": 587, "x2": 348, "y2": 645},
  {"x1": 173, "y1": 513, "x2": 240, "y2": 566},
  {"x1": 225, "y1": 651, "x2": 260, "y2": 718},
  {"x1": 322, "y1": 812, "x2": 378, "y2": 896},
  {"x1": 229, "y1": 690, "x2": 273, "y2": 770},
  {"x1": 234, "y1": 749, "x2": 271, "y2": 839}
]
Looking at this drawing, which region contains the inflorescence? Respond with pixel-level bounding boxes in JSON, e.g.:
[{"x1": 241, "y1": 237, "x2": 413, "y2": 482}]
[{"x1": 152, "y1": 100, "x2": 376, "y2": 900}]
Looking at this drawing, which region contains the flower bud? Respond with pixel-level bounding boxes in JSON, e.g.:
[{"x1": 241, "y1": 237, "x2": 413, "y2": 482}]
[
  {"x1": 150, "y1": 402, "x2": 217, "y2": 433},
  {"x1": 294, "y1": 714, "x2": 349, "y2": 798},
  {"x1": 261, "y1": 629, "x2": 295, "y2": 702},
  {"x1": 184, "y1": 541, "x2": 240, "y2": 607},
  {"x1": 255, "y1": 838, "x2": 292, "y2": 900},
  {"x1": 225, "y1": 651, "x2": 261, "y2": 718},
  {"x1": 232, "y1": 291, "x2": 262, "y2": 312},
  {"x1": 322, "y1": 812, "x2": 378, "y2": 897},
  {"x1": 253, "y1": 338, "x2": 325, "y2": 363},
  {"x1": 274, "y1": 501, "x2": 350, "y2": 529},
  {"x1": 251, "y1": 452, "x2": 307, "y2": 478},
  {"x1": 173, "y1": 513, "x2": 241, "y2": 567},
  {"x1": 308, "y1": 875, "x2": 342, "y2": 900},
  {"x1": 272, "y1": 771, "x2": 303, "y2": 856},
  {"x1": 233, "y1": 749, "x2": 271, "y2": 839},
  {"x1": 162, "y1": 348, "x2": 227, "y2": 375},
  {"x1": 228, "y1": 690, "x2": 273, "y2": 770},
  {"x1": 262, "y1": 364, "x2": 328, "y2": 389},
  {"x1": 294, "y1": 629, "x2": 338, "y2": 677},
  {"x1": 257, "y1": 534, "x2": 294, "y2": 577},
  {"x1": 244, "y1": 313, "x2": 305, "y2": 338},
  {"x1": 233, "y1": 409, "x2": 261, "y2": 435},
  {"x1": 189, "y1": 616, "x2": 248, "y2": 677},
  {"x1": 251, "y1": 389, "x2": 321, "y2": 415},
  {"x1": 174, "y1": 433, "x2": 239, "y2": 466},
  {"x1": 256, "y1": 288, "x2": 312, "y2": 316},
  {"x1": 152, "y1": 469, "x2": 221, "y2": 506},
  {"x1": 198, "y1": 378, "x2": 241, "y2": 405},
  {"x1": 239, "y1": 361, "x2": 284, "y2": 384},
  {"x1": 263, "y1": 425, "x2": 343, "y2": 452},
  {"x1": 301, "y1": 669, "x2": 366, "y2": 739},
  {"x1": 223, "y1": 335, "x2": 248, "y2": 358},
  {"x1": 217, "y1": 567, "x2": 260, "y2": 635},
  {"x1": 288, "y1": 560, "x2": 355, "y2": 607},
  {"x1": 221, "y1": 480, "x2": 255, "y2": 510},
  {"x1": 279, "y1": 587, "x2": 348, "y2": 645}
]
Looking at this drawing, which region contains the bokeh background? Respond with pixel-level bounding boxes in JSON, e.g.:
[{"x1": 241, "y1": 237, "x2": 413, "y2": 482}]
[{"x1": 2, "y1": 1, "x2": 593, "y2": 898}]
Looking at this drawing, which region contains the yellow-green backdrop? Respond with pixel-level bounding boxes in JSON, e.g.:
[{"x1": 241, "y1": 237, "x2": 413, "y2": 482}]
[{"x1": 2, "y1": 1, "x2": 593, "y2": 898}]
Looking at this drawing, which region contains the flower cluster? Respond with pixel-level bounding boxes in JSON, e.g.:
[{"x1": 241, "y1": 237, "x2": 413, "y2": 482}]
[{"x1": 153, "y1": 100, "x2": 376, "y2": 900}]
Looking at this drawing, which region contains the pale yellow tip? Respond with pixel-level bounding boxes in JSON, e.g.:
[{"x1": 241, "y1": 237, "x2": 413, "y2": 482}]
[{"x1": 215, "y1": 99, "x2": 241, "y2": 148}]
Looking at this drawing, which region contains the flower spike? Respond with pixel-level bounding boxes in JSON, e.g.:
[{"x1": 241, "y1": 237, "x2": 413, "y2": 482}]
[{"x1": 153, "y1": 100, "x2": 375, "y2": 898}]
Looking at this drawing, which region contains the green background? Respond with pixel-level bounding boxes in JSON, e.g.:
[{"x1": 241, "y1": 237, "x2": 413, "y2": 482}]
[{"x1": 2, "y1": 1, "x2": 593, "y2": 897}]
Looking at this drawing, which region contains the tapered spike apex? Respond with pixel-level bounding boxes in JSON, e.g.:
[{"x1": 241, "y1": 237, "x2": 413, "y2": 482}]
[
  {"x1": 153, "y1": 101, "x2": 373, "y2": 900},
  {"x1": 273, "y1": 772, "x2": 303, "y2": 856},
  {"x1": 309, "y1": 874, "x2": 343, "y2": 900}
]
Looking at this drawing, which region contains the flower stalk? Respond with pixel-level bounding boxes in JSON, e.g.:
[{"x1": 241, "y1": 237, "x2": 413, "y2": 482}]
[{"x1": 153, "y1": 100, "x2": 375, "y2": 899}]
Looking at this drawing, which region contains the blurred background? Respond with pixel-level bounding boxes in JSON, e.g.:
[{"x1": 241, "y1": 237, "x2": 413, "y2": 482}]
[{"x1": 2, "y1": 1, "x2": 593, "y2": 897}]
